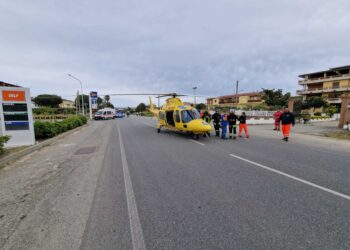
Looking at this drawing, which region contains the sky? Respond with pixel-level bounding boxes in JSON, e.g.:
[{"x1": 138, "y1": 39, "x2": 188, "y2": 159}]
[{"x1": 1, "y1": 0, "x2": 350, "y2": 107}]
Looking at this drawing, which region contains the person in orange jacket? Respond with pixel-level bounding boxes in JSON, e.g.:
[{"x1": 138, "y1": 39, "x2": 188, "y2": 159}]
[
  {"x1": 273, "y1": 110, "x2": 283, "y2": 131},
  {"x1": 238, "y1": 112, "x2": 250, "y2": 138},
  {"x1": 279, "y1": 108, "x2": 295, "y2": 142}
]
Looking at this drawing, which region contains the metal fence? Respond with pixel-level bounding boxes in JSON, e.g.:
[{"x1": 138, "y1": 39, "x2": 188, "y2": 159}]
[{"x1": 233, "y1": 110, "x2": 275, "y2": 117}]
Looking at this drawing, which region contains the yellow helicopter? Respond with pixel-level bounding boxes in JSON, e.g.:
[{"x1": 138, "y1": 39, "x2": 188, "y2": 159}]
[
  {"x1": 148, "y1": 93, "x2": 212, "y2": 139},
  {"x1": 107, "y1": 93, "x2": 212, "y2": 139}
]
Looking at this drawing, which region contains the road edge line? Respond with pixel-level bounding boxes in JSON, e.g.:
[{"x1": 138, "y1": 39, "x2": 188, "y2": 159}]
[
  {"x1": 229, "y1": 153, "x2": 350, "y2": 201},
  {"x1": 117, "y1": 124, "x2": 146, "y2": 250}
]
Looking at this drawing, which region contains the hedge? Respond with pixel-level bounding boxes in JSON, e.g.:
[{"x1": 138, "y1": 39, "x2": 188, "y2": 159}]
[
  {"x1": 33, "y1": 107, "x2": 77, "y2": 115},
  {"x1": 34, "y1": 115, "x2": 87, "y2": 140},
  {"x1": 0, "y1": 135, "x2": 11, "y2": 154}
]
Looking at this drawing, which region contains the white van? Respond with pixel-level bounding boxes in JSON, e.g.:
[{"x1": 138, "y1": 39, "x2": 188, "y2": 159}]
[{"x1": 94, "y1": 108, "x2": 115, "y2": 120}]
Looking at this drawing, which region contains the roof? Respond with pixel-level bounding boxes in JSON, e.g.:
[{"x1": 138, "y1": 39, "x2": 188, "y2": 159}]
[
  {"x1": 299, "y1": 65, "x2": 350, "y2": 78},
  {"x1": 0, "y1": 81, "x2": 21, "y2": 87},
  {"x1": 217, "y1": 92, "x2": 262, "y2": 99},
  {"x1": 62, "y1": 99, "x2": 74, "y2": 102}
]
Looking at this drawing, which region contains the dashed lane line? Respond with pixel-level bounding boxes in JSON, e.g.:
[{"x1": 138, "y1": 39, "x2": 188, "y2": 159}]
[
  {"x1": 189, "y1": 140, "x2": 205, "y2": 146},
  {"x1": 229, "y1": 153, "x2": 350, "y2": 201},
  {"x1": 117, "y1": 124, "x2": 146, "y2": 250}
]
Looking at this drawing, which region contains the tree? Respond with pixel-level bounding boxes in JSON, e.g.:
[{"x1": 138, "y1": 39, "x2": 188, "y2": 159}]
[
  {"x1": 97, "y1": 97, "x2": 103, "y2": 106},
  {"x1": 135, "y1": 103, "x2": 146, "y2": 112},
  {"x1": 261, "y1": 89, "x2": 291, "y2": 108},
  {"x1": 304, "y1": 96, "x2": 327, "y2": 112},
  {"x1": 293, "y1": 99, "x2": 304, "y2": 114},
  {"x1": 75, "y1": 94, "x2": 90, "y2": 110},
  {"x1": 104, "y1": 95, "x2": 110, "y2": 103},
  {"x1": 195, "y1": 103, "x2": 206, "y2": 110},
  {"x1": 101, "y1": 95, "x2": 114, "y2": 108},
  {"x1": 103, "y1": 102, "x2": 114, "y2": 108},
  {"x1": 34, "y1": 94, "x2": 63, "y2": 108},
  {"x1": 325, "y1": 105, "x2": 338, "y2": 117}
]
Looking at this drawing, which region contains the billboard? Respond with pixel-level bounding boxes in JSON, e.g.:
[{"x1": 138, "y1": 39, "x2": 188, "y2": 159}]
[
  {"x1": 0, "y1": 87, "x2": 35, "y2": 146},
  {"x1": 90, "y1": 91, "x2": 98, "y2": 110}
]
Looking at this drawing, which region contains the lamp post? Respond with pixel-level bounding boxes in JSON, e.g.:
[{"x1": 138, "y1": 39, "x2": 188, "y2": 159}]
[
  {"x1": 193, "y1": 86, "x2": 197, "y2": 106},
  {"x1": 68, "y1": 74, "x2": 84, "y2": 116},
  {"x1": 235, "y1": 80, "x2": 239, "y2": 108}
]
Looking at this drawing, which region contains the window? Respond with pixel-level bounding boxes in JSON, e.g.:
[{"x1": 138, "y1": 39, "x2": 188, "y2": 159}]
[
  {"x1": 159, "y1": 112, "x2": 165, "y2": 120},
  {"x1": 175, "y1": 111, "x2": 181, "y2": 123},
  {"x1": 181, "y1": 109, "x2": 200, "y2": 123},
  {"x1": 333, "y1": 82, "x2": 340, "y2": 89}
]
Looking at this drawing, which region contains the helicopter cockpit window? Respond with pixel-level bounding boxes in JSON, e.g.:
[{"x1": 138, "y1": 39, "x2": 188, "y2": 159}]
[{"x1": 181, "y1": 109, "x2": 200, "y2": 123}]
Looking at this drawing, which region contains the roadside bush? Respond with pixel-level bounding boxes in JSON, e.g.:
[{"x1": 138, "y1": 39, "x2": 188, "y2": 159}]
[
  {"x1": 314, "y1": 112, "x2": 322, "y2": 116},
  {"x1": 311, "y1": 115, "x2": 330, "y2": 120},
  {"x1": 34, "y1": 115, "x2": 87, "y2": 140},
  {"x1": 33, "y1": 107, "x2": 77, "y2": 115},
  {"x1": 0, "y1": 135, "x2": 11, "y2": 154}
]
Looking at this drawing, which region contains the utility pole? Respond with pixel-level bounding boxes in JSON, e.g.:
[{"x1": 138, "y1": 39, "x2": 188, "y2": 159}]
[
  {"x1": 68, "y1": 74, "x2": 84, "y2": 116},
  {"x1": 76, "y1": 90, "x2": 80, "y2": 114},
  {"x1": 235, "y1": 80, "x2": 239, "y2": 108},
  {"x1": 89, "y1": 94, "x2": 92, "y2": 120},
  {"x1": 193, "y1": 86, "x2": 197, "y2": 106}
]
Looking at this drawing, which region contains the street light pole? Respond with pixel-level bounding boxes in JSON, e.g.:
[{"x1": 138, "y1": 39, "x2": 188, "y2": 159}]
[
  {"x1": 235, "y1": 80, "x2": 239, "y2": 108},
  {"x1": 68, "y1": 74, "x2": 85, "y2": 116},
  {"x1": 193, "y1": 86, "x2": 197, "y2": 106}
]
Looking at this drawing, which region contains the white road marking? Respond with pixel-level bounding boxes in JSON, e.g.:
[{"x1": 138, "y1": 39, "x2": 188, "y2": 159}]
[
  {"x1": 189, "y1": 140, "x2": 205, "y2": 146},
  {"x1": 117, "y1": 124, "x2": 146, "y2": 250},
  {"x1": 229, "y1": 153, "x2": 350, "y2": 201}
]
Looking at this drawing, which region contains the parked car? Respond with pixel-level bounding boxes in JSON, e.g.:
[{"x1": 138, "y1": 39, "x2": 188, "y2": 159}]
[{"x1": 115, "y1": 112, "x2": 125, "y2": 118}]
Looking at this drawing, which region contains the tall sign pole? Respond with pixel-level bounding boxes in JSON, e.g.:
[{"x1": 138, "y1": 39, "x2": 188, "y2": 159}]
[
  {"x1": 235, "y1": 80, "x2": 239, "y2": 108},
  {"x1": 193, "y1": 86, "x2": 197, "y2": 106}
]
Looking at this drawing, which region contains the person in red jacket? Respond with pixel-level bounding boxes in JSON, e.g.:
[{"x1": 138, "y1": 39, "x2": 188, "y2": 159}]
[{"x1": 273, "y1": 110, "x2": 282, "y2": 131}]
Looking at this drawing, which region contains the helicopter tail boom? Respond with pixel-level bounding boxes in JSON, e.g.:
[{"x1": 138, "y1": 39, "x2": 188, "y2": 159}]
[{"x1": 149, "y1": 97, "x2": 159, "y2": 116}]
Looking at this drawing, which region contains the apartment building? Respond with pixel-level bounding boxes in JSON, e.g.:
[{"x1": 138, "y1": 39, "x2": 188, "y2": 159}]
[
  {"x1": 207, "y1": 92, "x2": 263, "y2": 110},
  {"x1": 297, "y1": 65, "x2": 350, "y2": 106}
]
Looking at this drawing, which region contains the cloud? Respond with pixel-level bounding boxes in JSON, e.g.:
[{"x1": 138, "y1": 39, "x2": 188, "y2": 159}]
[{"x1": 1, "y1": 0, "x2": 350, "y2": 106}]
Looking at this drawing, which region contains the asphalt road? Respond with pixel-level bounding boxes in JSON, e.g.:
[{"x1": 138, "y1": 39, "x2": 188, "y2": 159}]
[{"x1": 1, "y1": 117, "x2": 350, "y2": 250}]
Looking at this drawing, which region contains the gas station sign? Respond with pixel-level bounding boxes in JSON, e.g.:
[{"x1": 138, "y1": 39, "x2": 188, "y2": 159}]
[
  {"x1": 90, "y1": 91, "x2": 98, "y2": 110},
  {"x1": 0, "y1": 87, "x2": 35, "y2": 147}
]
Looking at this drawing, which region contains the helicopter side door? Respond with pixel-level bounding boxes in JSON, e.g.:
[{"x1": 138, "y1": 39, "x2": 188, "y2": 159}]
[
  {"x1": 174, "y1": 110, "x2": 184, "y2": 130},
  {"x1": 159, "y1": 111, "x2": 166, "y2": 126}
]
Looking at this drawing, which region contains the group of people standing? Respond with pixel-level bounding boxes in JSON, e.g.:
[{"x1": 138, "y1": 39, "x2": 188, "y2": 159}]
[
  {"x1": 206, "y1": 111, "x2": 249, "y2": 140},
  {"x1": 203, "y1": 107, "x2": 295, "y2": 142}
]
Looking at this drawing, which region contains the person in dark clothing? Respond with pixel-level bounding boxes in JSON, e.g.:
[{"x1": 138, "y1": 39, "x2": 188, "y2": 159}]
[
  {"x1": 227, "y1": 111, "x2": 238, "y2": 139},
  {"x1": 203, "y1": 111, "x2": 211, "y2": 124},
  {"x1": 212, "y1": 110, "x2": 222, "y2": 137},
  {"x1": 238, "y1": 112, "x2": 250, "y2": 138},
  {"x1": 279, "y1": 108, "x2": 295, "y2": 141}
]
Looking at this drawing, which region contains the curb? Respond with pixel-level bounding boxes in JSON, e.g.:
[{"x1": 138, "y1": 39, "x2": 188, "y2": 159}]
[{"x1": 0, "y1": 123, "x2": 90, "y2": 169}]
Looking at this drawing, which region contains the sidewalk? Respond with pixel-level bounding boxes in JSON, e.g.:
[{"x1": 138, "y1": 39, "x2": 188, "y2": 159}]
[{"x1": 248, "y1": 121, "x2": 350, "y2": 153}]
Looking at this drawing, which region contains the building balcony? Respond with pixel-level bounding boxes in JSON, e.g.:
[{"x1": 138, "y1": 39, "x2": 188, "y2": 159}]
[
  {"x1": 298, "y1": 74, "x2": 350, "y2": 85},
  {"x1": 297, "y1": 87, "x2": 350, "y2": 95},
  {"x1": 327, "y1": 98, "x2": 342, "y2": 104},
  {"x1": 248, "y1": 99, "x2": 262, "y2": 103}
]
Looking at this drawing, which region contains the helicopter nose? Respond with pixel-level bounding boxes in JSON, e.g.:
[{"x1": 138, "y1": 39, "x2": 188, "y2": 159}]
[{"x1": 188, "y1": 119, "x2": 212, "y2": 133}]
